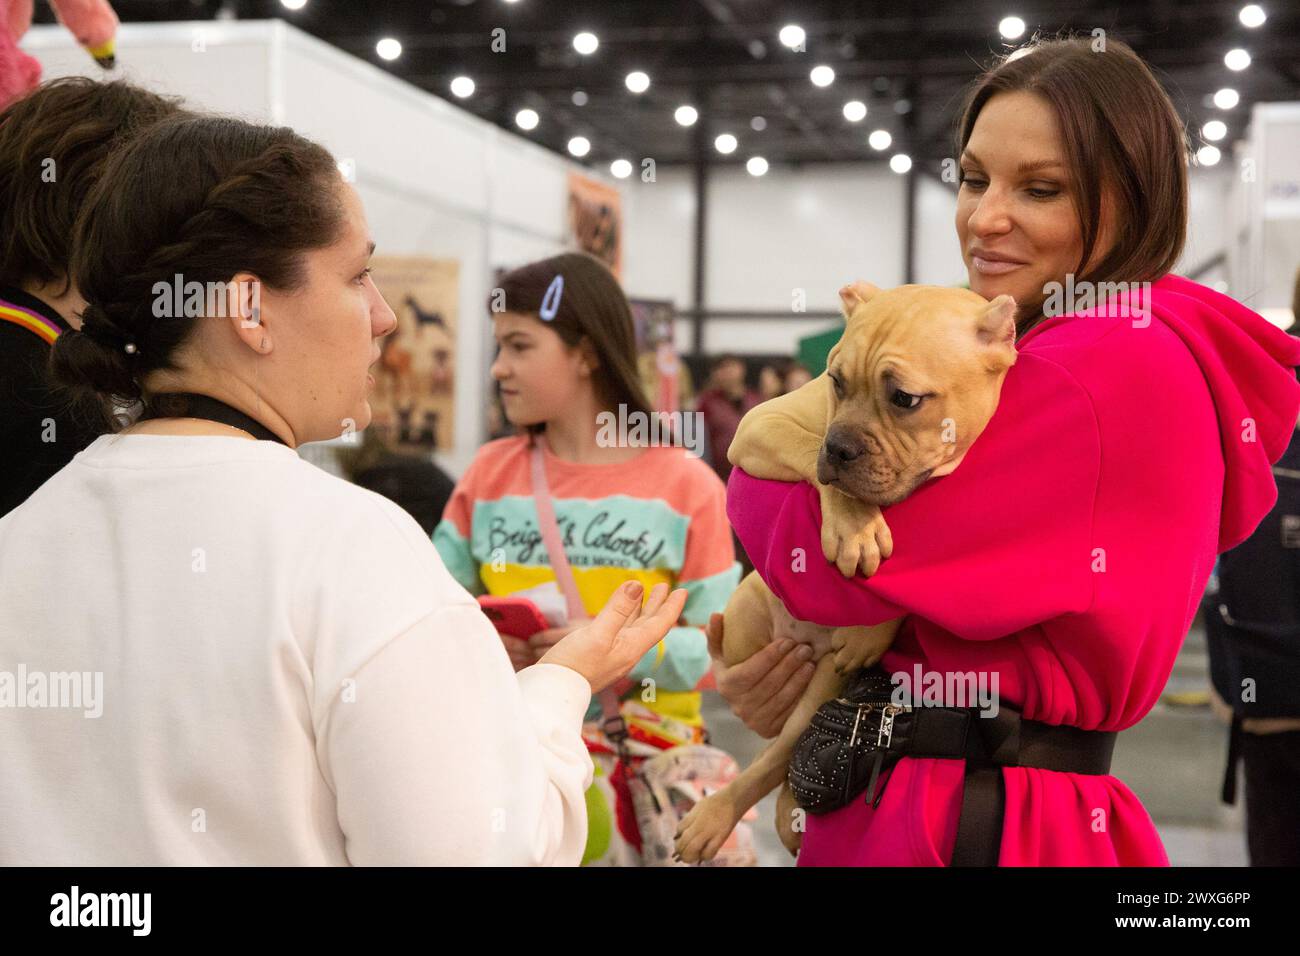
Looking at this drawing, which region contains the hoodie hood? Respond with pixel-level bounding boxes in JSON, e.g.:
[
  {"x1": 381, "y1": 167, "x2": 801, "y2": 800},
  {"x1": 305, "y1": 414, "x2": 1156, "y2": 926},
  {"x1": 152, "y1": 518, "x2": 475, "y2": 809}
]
[{"x1": 1025, "y1": 274, "x2": 1300, "y2": 553}]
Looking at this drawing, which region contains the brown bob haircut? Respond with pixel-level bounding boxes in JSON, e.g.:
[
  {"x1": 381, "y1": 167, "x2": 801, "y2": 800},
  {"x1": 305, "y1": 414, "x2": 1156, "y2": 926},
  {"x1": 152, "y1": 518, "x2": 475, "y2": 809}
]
[
  {"x1": 0, "y1": 77, "x2": 183, "y2": 292},
  {"x1": 491, "y1": 251, "x2": 653, "y2": 436},
  {"x1": 956, "y1": 36, "x2": 1189, "y2": 331}
]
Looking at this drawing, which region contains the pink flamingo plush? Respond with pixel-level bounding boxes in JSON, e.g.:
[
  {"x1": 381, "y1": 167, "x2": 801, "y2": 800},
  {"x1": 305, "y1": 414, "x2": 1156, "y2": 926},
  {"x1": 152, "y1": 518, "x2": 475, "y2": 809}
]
[{"x1": 1, "y1": 0, "x2": 119, "y2": 110}]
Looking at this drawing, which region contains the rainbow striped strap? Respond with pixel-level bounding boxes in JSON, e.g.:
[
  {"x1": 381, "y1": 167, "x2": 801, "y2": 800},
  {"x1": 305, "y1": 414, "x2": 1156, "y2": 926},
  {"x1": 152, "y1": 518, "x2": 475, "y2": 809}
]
[{"x1": 0, "y1": 296, "x2": 62, "y2": 346}]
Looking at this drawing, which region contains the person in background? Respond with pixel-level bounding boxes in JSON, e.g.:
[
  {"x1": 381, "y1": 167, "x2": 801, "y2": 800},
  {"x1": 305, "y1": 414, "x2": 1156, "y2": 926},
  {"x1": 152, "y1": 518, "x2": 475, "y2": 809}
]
[
  {"x1": 433, "y1": 251, "x2": 740, "y2": 865},
  {"x1": 636, "y1": 315, "x2": 695, "y2": 413},
  {"x1": 782, "y1": 362, "x2": 812, "y2": 393},
  {"x1": 695, "y1": 353, "x2": 761, "y2": 483},
  {"x1": 0, "y1": 77, "x2": 181, "y2": 517},
  {"x1": 1205, "y1": 268, "x2": 1300, "y2": 866},
  {"x1": 336, "y1": 426, "x2": 456, "y2": 536},
  {"x1": 757, "y1": 360, "x2": 788, "y2": 402}
]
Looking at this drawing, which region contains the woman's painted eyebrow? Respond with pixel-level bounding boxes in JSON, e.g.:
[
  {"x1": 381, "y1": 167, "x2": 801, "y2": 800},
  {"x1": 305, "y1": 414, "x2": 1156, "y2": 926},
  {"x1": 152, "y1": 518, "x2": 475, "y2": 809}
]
[{"x1": 960, "y1": 151, "x2": 1063, "y2": 175}]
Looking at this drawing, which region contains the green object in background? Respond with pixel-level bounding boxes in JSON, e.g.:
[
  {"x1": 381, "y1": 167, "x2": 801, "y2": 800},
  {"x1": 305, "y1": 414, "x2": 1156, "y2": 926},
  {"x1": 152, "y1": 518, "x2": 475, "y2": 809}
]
[
  {"x1": 579, "y1": 770, "x2": 612, "y2": 864},
  {"x1": 797, "y1": 323, "x2": 846, "y2": 376}
]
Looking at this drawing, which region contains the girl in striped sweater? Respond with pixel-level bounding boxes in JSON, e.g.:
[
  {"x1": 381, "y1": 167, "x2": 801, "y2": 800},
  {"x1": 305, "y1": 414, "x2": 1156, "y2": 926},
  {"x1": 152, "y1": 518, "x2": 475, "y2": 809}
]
[{"x1": 433, "y1": 252, "x2": 741, "y2": 865}]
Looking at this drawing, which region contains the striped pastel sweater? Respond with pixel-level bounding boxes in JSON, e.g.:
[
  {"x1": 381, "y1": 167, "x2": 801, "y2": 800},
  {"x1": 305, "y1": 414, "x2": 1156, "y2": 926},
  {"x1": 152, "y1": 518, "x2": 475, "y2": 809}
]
[{"x1": 433, "y1": 434, "x2": 740, "y2": 730}]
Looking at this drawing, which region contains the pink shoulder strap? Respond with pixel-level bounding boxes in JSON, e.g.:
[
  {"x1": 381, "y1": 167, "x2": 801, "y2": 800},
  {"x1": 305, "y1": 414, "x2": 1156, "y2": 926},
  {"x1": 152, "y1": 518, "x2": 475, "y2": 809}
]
[
  {"x1": 528, "y1": 433, "x2": 627, "y2": 731},
  {"x1": 529, "y1": 435, "x2": 587, "y2": 621}
]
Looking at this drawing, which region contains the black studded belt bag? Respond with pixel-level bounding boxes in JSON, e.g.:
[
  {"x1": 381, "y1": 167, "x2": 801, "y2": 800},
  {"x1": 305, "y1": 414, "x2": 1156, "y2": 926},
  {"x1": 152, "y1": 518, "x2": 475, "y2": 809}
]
[{"x1": 787, "y1": 666, "x2": 1118, "y2": 866}]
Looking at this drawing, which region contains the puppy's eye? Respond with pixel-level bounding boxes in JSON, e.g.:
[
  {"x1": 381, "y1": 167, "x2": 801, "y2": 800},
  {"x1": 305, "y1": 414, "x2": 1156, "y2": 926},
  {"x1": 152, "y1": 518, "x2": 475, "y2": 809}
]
[
  {"x1": 829, "y1": 373, "x2": 844, "y2": 397},
  {"x1": 890, "y1": 388, "x2": 922, "y2": 410}
]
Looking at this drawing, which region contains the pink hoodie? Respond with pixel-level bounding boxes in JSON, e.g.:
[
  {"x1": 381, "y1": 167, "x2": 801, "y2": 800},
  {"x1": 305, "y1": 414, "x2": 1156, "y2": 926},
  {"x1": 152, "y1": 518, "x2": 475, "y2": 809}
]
[{"x1": 727, "y1": 274, "x2": 1300, "y2": 866}]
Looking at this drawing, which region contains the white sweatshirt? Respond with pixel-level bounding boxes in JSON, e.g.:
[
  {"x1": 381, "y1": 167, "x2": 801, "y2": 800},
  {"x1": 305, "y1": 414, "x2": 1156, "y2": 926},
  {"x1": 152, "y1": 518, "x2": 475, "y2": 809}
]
[{"x1": 0, "y1": 433, "x2": 594, "y2": 865}]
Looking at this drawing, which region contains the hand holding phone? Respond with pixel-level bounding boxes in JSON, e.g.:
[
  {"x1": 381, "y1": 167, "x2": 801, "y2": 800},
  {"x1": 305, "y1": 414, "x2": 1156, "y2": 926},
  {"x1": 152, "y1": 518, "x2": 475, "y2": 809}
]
[{"x1": 477, "y1": 595, "x2": 551, "y2": 639}]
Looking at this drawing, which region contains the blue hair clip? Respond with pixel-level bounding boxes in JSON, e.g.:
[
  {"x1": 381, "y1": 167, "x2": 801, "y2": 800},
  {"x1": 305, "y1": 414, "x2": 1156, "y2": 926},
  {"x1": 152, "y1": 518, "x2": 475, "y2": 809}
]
[{"x1": 539, "y1": 274, "x2": 564, "y2": 321}]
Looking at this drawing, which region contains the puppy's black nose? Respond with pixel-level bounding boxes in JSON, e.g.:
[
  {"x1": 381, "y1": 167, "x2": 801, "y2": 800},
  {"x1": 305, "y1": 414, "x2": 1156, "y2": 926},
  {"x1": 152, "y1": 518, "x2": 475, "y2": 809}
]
[{"x1": 824, "y1": 431, "x2": 864, "y2": 466}]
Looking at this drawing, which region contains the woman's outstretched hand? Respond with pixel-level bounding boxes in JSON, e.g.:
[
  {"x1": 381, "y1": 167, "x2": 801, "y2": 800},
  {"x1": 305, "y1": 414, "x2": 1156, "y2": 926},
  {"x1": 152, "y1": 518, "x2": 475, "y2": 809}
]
[
  {"x1": 539, "y1": 581, "x2": 688, "y2": 693},
  {"x1": 707, "y1": 612, "x2": 814, "y2": 738}
]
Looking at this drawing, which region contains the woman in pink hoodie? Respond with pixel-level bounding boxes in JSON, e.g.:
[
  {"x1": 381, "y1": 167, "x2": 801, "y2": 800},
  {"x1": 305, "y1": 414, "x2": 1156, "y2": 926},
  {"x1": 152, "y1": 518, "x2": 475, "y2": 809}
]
[{"x1": 720, "y1": 37, "x2": 1300, "y2": 865}]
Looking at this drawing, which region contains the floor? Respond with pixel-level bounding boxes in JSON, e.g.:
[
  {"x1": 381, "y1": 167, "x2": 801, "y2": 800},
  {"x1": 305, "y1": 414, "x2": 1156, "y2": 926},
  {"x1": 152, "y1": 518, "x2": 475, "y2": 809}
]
[{"x1": 699, "y1": 617, "x2": 1250, "y2": 867}]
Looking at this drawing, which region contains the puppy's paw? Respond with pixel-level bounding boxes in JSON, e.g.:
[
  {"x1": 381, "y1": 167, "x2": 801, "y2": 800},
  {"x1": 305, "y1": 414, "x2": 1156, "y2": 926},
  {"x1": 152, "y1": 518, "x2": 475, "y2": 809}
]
[
  {"x1": 673, "y1": 792, "x2": 740, "y2": 865},
  {"x1": 830, "y1": 625, "x2": 895, "y2": 675},
  {"x1": 819, "y1": 492, "x2": 892, "y2": 578}
]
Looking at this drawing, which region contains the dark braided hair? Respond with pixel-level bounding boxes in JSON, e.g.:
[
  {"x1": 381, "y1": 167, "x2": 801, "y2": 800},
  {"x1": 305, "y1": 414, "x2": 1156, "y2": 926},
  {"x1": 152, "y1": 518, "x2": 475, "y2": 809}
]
[{"x1": 51, "y1": 114, "x2": 346, "y2": 409}]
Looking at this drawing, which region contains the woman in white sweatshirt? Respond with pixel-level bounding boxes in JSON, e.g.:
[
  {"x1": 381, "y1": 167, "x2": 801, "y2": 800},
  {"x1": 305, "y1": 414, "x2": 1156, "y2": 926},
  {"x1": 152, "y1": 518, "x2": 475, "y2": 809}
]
[{"x1": 0, "y1": 113, "x2": 686, "y2": 866}]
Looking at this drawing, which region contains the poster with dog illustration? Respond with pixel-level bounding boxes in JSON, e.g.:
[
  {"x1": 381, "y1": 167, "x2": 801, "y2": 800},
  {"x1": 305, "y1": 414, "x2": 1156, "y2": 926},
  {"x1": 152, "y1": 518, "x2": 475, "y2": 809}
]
[
  {"x1": 567, "y1": 171, "x2": 622, "y2": 279},
  {"x1": 368, "y1": 256, "x2": 459, "y2": 452}
]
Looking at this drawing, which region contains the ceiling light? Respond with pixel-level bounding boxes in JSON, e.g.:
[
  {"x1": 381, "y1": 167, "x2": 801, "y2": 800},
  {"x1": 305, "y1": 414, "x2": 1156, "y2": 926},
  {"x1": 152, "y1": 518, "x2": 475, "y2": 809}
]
[
  {"x1": 515, "y1": 108, "x2": 539, "y2": 131},
  {"x1": 1203, "y1": 120, "x2": 1227, "y2": 142},
  {"x1": 715, "y1": 133, "x2": 738, "y2": 154},
  {"x1": 868, "y1": 129, "x2": 892, "y2": 150},
  {"x1": 1225, "y1": 48, "x2": 1251, "y2": 71},
  {"x1": 1214, "y1": 88, "x2": 1240, "y2": 109},
  {"x1": 999, "y1": 16, "x2": 1026, "y2": 39},
  {"x1": 625, "y1": 71, "x2": 650, "y2": 93},
  {"x1": 1239, "y1": 5, "x2": 1266, "y2": 28},
  {"x1": 746, "y1": 157, "x2": 769, "y2": 176},
  {"x1": 779, "y1": 25, "x2": 805, "y2": 49},
  {"x1": 610, "y1": 159, "x2": 633, "y2": 179},
  {"x1": 810, "y1": 65, "x2": 835, "y2": 87},
  {"x1": 890, "y1": 154, "x2": 913, "y2": 174},
  {"x1": 567, "y1": 136, "x2": 591, "y2": 158},
  {"x1": 450, "y1": 76, "x2": 475, "y2": 98},
  {"x1": 1196, "y1": 145, "x2": 1221, "y2": 167},
  {"x1": 376, "y1": 38, "x2": 401, "y2": 61},
  {"x1": 573, "y1": 32, "x2": 598, "y2": 55},
  {"x1": 843, "y1": 100, "x2": 867, "y2": 122},
  {"x1": 675, "y1": 105, "x2": 698, "y2": 126}
]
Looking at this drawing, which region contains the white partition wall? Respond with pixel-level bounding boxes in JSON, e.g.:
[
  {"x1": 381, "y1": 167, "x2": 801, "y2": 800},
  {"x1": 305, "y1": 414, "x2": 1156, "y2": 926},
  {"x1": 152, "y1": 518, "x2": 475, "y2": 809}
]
[
  {"x1": 622, "y1": 163, "x2": 909, "y2": 358},
  {"x1": 1231, "y1": 103, "x2": 1300, "y2": 330},
  {"x1": 21, "y1": 19, "x2": 612, "y2": 474}
]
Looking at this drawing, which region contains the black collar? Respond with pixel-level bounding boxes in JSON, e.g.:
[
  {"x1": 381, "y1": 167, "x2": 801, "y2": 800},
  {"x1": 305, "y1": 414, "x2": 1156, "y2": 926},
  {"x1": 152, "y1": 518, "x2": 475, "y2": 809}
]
[
  {"x1": 138, "y1": 393, "x2": 289, "y2": 446},
  {"x1": 0, "y1": 283, "x2": 72, "y2": 335}
]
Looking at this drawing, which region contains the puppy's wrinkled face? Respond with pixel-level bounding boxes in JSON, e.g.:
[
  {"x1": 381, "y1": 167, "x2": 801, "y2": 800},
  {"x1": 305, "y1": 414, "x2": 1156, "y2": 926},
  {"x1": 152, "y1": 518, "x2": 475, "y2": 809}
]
[{"x1": 817, "y1": 283, "x2": 1017, "y2": 506}]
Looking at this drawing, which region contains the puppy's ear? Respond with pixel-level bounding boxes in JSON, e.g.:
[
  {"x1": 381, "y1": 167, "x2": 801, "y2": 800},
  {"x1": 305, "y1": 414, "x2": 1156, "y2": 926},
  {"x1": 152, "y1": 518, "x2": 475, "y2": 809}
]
[
  {"x1": 839, "y1": 280, "x2": 882, "y2": 319},
  {"x1": 977, "y1": 294, "x2": 1017, "y2": 344},
  {"x1": 976, "y1": 294, "x2": 1018, "y2": 369}
]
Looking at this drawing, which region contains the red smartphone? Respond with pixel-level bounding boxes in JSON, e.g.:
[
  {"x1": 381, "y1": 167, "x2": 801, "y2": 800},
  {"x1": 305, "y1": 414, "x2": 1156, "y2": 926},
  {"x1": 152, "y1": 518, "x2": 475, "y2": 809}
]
[{"x1": 477, "y1": 595, "x2": 551, "y2": 640}]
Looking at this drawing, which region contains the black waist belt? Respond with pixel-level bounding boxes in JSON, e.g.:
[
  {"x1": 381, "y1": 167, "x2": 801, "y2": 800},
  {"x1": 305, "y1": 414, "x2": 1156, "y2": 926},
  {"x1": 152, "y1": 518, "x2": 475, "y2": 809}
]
[{"x1": 890, "y1": 705, "x2": 1117, "y2": 866}]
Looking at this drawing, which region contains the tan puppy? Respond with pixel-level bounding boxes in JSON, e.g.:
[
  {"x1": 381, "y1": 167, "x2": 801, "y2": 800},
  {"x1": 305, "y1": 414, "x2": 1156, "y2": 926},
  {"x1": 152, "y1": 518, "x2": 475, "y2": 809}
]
[{"x1": 674, "y1": 281, "x2": 1018, "y2": 863}]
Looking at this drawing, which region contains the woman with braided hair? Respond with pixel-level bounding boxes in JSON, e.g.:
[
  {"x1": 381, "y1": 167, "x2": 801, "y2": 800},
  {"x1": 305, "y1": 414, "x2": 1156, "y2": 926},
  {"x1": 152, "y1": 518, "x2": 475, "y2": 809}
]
[{"x1": 0, "y1": 113, "x2": 687, "y2": 865}]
